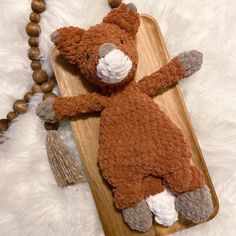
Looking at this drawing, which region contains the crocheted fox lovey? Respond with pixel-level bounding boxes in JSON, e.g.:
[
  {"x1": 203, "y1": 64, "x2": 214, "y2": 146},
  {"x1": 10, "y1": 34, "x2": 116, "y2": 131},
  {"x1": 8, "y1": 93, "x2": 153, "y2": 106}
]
[{"x1": 37, "y1": 3, "x2": 213, "y2": 232}]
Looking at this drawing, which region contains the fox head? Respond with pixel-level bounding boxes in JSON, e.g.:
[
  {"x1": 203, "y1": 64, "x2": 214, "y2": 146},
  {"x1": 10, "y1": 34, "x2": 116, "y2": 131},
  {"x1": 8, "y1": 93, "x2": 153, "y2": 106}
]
[{"x1": 51, "y1": 3, "x2": 140, "y2": 88}]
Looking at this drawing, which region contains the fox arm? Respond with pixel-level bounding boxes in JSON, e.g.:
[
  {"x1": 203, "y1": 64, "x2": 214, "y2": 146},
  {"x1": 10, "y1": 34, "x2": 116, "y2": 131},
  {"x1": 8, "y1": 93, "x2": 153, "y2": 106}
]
[
  {"x1": 138, "y1": 51, "x2": 203, "y2": 96},
  {"x1": 53, "y1": 92, "x2": 108, "y2": 120}
]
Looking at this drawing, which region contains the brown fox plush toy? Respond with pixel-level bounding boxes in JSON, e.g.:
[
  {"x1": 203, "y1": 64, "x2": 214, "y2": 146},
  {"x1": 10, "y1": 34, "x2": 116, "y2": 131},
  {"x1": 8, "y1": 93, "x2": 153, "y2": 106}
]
[{"x1": 37, "y1": 3, "x2": 213, "y2": 232}]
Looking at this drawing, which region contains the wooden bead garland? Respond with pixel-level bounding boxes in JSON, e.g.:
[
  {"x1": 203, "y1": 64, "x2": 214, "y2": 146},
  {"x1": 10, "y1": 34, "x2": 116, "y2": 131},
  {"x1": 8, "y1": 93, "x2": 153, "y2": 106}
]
[
  {"x1": 7, "y1": 112, "x2": 18, "y2": 122},
  {"x1": 13, "y1": 100, "x2": 28, "y2": 114},
  {"x1": 108, "y1": 0, "x2": 122, "y2": 8},
  {"x1": 31, "y1": 61, "x2": 42, "y2": 70},
  {"x1": 30, "y1": 12, "x2": 40, "y2": 23},
  {"x1": 28, "y1": 47, "x2": 40, "y2": 60},
  {"x1": 1, "y1": 0, "x2": 90, "y2": 187},
  {"x1": 26, "y1": 22, "x2": 41, "y2": 37},
  {"x1": 44, "y1": 122, "x2": 59, "y2": 130},
  {"x1": 32, "y1": 84, "x2": 43, "y2": 94},
  {"x1": 24, "y1": 92, "x2": 33, "y2": 102},
  {"x1": 1, "y1": 0, "x2": 85, "y2": 188},
  {"x1": 33, "y1": 69, "x2": 48, "y2": 84},
  {"x1": 43, "y1": 92, "x2": 57, "y2": 101},
  {"x1": 42, "y1": 80, "x2": 56, "y2": 93},
  {"x1": 28, "y1": 37, "x2": 39, "y2": 47},
  {"x1": 0, "y1": 119, "x2": 9, "y2": 132},
  {"x1": 31, "y1": 0, "x2": 46, "y2": 14},
  {"x1": 0, "y1": 0, "x2": 58, "y2": 134}
]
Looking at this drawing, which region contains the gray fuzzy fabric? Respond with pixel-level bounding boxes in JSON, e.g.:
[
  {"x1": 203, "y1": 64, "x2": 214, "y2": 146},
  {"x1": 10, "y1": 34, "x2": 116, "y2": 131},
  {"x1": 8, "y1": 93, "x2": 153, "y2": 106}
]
[
  {"x1": 122, "y1": 200, "x2": 152, "y2": 232},
  {"x1": 178, "y1": 50, "x2": 203, "y2": 77},
  {"x1": 36, "y1": 98, "x2": 56, "y2": 123},
  {"x1": 175, "y1": 185, "x2": 213, "y2": 223},
  {"x1": 98, "y1": 43, "x2": 116, "y2": 58},
  {"x1": 127, "y1": 3, "x2": 137, "y2": 13},
  {"x1": 50, "y1": 31, "x2": 59, "y2": 43}
]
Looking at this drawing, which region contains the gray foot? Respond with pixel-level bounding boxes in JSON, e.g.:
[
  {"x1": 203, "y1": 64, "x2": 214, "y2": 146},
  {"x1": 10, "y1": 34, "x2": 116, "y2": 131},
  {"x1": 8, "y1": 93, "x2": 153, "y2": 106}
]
[
  {"x1": 175, "y1": 185, "x2": 213, "y2": 223},
  {"x1": 178, "y1": 50, "x2": 203, "y2": 77},
  {"x1": 122, "y1": 200, "x2": 152, "y2": 232}
]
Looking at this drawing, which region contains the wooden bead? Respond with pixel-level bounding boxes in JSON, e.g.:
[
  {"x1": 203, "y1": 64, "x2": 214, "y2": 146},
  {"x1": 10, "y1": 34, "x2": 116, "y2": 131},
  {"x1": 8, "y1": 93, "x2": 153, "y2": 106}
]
[
  {"x1": 13, "y1": 100, "x2": 28, "y2": 114},
  {"x1": 24, "y1": 92, "x2": 33, "y2": 102},
  {"x1": 108, "y1": 0, "x2": 122, "y2": 8},
  {"x1": 7, "y1": 112, "x2": 18, "y2": 122},
  {"x1": 41, "y1": 80, "x2": 56, "y2": 93},
  {"x1": 33, "y1": 69, "x2": 48, "y2": 84},
  {"x1": 43, "y1": 92, "x2": 57, "y2": 101},
  {"x1": 30, "y1": 12, "x2": 40, "y2": 23},
  {"x1": 0, "y1": 119, "x2": 9, "y2": 132},
  {"x1": 31, "y1": 0, "x2": 46, "y2": 14},
  {"x1": 32, "y1": 84, "x2": 43, "y2": 94},
  {"x1": 26, "y1": 22, "x2": 41, "y2": 37},
  {"x1": 44, "y1": 122, "x2": 59, "y2": 130},
  {"x1": 28, "y1": 47, "x2": 40, "y2": 60},
  {"x1": 31, "y1": 61, "x2": 42, "y2": 70},
  {"x1": 28, "y1": 37, "x2": 39, "y2": 47}
]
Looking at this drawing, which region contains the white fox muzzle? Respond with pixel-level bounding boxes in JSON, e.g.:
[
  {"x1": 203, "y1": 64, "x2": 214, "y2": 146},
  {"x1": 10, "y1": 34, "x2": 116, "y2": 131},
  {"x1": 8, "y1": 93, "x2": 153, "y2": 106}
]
[{"x1": 97, "y1": 43, "x2": 132, "y2": 84}]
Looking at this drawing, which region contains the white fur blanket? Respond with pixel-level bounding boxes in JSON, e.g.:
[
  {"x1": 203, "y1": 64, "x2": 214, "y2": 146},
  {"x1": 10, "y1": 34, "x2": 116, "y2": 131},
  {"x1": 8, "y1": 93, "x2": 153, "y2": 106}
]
[{"x1": 0, "y1": 0, "x2": 236, "y2": 235}]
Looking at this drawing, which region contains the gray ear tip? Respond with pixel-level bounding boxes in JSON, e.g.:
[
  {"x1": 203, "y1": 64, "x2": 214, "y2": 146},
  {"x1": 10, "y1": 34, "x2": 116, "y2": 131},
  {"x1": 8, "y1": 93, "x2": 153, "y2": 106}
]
[
  {"x1": 127, "y1": 3, "x2": 137, "y2": 13},
  {"x1": 50, "y1": 31, "x2": 59, "y2": 43}
]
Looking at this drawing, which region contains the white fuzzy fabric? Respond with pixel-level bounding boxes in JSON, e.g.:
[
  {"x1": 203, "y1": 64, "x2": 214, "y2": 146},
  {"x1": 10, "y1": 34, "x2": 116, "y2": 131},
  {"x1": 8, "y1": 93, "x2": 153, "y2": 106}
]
[
  {"x1": 97, "y1": 49, "x2": 132, "y2": 84},
  {"x1": 0, "y1": 0, "x2": 236, "y2": 235},
  {"x1": 146, "y1": 188, "x2": 178, "y2": 227}
]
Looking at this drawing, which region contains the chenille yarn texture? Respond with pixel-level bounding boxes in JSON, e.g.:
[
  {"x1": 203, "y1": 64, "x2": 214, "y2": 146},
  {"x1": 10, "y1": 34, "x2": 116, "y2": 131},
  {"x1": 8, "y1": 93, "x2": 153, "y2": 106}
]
[{"x1": 36, "y1": 3, "x2": 213, "y2": 231}]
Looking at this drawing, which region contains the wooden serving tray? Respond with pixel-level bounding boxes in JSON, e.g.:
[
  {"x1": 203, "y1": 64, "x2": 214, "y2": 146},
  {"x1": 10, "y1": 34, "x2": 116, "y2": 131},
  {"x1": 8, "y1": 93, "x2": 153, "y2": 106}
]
[{"x1": 51, "y1": 15, "x2": 219, "y2": 236}]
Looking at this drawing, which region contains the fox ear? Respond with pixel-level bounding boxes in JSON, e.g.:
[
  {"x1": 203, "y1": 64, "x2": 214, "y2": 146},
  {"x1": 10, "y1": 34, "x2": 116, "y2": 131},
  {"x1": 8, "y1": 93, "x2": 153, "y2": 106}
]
[
  {"x1": 51, "y1": 26, "x2": 85, "y2": 64},
  {"x1": 103, "y1": 3, "x2": 140, "y2": 37}
]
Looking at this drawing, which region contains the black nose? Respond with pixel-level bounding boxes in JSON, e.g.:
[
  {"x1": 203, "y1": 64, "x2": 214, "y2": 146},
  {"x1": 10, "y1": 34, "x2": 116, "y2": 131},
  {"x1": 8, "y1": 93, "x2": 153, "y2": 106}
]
[{"x1": 98, "y1": 43, "x2": 117, "y2": 58}]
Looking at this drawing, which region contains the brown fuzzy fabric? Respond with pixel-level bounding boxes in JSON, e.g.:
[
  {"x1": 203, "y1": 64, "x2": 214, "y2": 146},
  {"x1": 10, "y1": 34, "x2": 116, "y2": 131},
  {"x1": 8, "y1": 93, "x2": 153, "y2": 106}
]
[
  {"x1": 53, "y1": 93, "x2": 108, "y2": 120},
  {"x1": 164, "y1": 166, "x2": 205, "y2": 194},
  {"x1": 51, "y1": 3, "x2": 206, "y2": 210},
  {"x1": 103, "y1": 3, "x2": 140, "y2": 37},
  {"x1": 143, "y1": 176, "x2": 164, "y2": 198},
  {"x1": 98, "y1": 79, "x2": 198, "y2": 209},
  {"x1": 53, "y1": 75, "x2": 204, "y2": 209},
  {"x1": 52, "y1": 4, "x2": 138, "y2": 89},
  {"x1": 138, "y1": 57, "x2": 185, "y2": 96},
  {"x1": 77, "y1": 22, "x2": 138, "y2": 89},
  {"x1": 52, "y1": 26, "x2": 85, "y2": 65}
]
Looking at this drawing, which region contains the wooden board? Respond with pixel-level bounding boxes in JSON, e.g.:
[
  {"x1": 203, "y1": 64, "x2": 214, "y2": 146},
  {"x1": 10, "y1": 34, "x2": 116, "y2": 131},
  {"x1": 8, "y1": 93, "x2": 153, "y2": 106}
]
[{"x1": 50, "y1": 15, "x2": 219, "y2": 236}]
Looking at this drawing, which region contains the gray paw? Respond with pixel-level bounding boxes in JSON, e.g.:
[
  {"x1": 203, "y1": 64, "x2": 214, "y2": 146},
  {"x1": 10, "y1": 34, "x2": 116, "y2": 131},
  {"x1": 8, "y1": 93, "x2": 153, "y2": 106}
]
[
  {"x1": 178, "y1": 50, "x2": 203, "y2": 77},
  {"x1": 175, "y1": 185, "x2": 213, "y2": 223},
  {"x1": 122, "y1": 200, "x2": 152, "y2": 232},
  {"x1": 36, "y1": 98, "x2": 56, "y2": 123}
]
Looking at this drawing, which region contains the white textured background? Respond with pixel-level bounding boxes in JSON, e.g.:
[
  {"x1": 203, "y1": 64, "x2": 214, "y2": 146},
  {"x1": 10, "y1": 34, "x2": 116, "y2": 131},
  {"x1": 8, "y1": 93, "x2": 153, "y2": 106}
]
[{"x1": 0, "y1": 0, "x2": 236, "y2": 235}]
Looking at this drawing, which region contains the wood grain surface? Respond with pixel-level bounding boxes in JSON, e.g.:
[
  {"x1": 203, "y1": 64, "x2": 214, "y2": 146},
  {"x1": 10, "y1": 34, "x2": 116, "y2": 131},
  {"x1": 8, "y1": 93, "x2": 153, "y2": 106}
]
[{"x1": 50, "y1": 15, "x2": 219, "y2": 236}]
